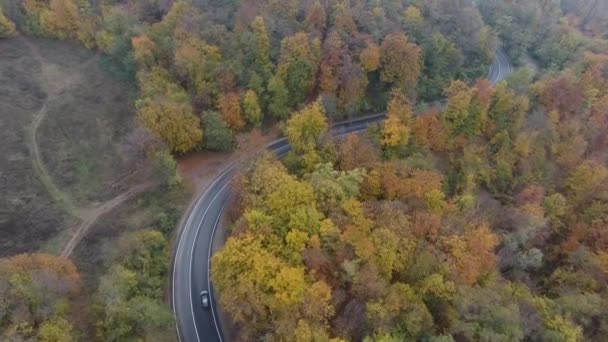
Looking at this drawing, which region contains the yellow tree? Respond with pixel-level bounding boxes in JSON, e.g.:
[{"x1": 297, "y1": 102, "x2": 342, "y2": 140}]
[
  {"x1": 381, "y1": 114, "x2": 410, "y2": 149},
  {"x1": 136, "y1": 67, "x2": 202, "y2": 153},
  {"x1": 264, "y1": 176, "x2": 321, "y2": 237},
  {"x1": 174, "y1": 34, "x2": 222, "y2": 99},
  {"x1": 243, "y1": 90, "x2": 263, "y2": 127},
  {"x1": 403, "y1": 6, "x2": 423, "y2": 39},
  {"x1": 0, "y1": 254, "x2": 81, "y2": 341},
  {"x1": 137, "y1": 99, "x2": 202, "y2": 154},
  {"x1": 565, "y1": 160, "x2": 608, "y2": 207},
  {"x1": 445, "y1": 224, "x2": 499, "y2": 285},
  {"x1": 131, "y1": 34, "x2": 156, "y2": 69},
  {"x1": 442, "y1": 80, "x2": 472, "y2": 137},
  {"x1": 270, "y1": 267, "x2": 308, "y2": 310},
  {"x1": 360, "y1": 41, "x2": 381, "y2": 72},
  {"x1": 380, "y1": 33, "x2": 422, "y2": 91},
  {"x1": 41, "y1": 0, "x2": 81, "y2": 40},
  {"x1": 0, "y1": 8, "x2": 16, "y2": 38},
  {"x1": 251, "y1": 16, "x2": 273, "y2": 80},
  {"x1": 211, "y1": 235, "x2": 283, "y2": 339},
  {"x1": 341, "y1": 199, "x2": 375, "y2": 260},
  {"x1": 285, "y1": 100, "x2": 329, "y2": 153},
  {"x1": 381, "y1": 90, "x2": 412, "y2": 150}
]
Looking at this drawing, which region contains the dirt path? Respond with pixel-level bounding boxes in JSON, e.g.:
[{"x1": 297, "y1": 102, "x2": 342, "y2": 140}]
[
  {"x1": 19, "y1": 35, "x2": 150, "y2": 257},
  {"x1": 29, "y1": 101, "x2": 83, "y2": 218},
  {"x1": 60, "y1": 182, "x2": 154, "y2": 257},
  {"x1": 22, "y1": 35, "x2": 84, "y2": 219}
]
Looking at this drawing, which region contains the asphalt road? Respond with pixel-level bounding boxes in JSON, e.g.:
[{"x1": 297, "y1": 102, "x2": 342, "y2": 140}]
[
  {"x1": 487, "y1": 47, "x2": 512, "y2": 85},
  {"x1": 171, "y1": 49, "x2": 512, "y2": 342}
]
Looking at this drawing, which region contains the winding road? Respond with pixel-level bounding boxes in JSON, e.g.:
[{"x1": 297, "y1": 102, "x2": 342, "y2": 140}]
[
  {"x1": 171, "y1": 48, "x2": 512, "y2": 342},
  {"x1": 487, "y1": 47, "x2": 512, "y2": 86}
]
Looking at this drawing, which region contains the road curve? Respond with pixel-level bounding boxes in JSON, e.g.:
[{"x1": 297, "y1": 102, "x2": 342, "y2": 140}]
[
  {"x1": 172, "y1": 50, "x2": 512, "y2": 342},
  {"x1": 487, "y1": 46, "x2": 512, "y2": 86}
]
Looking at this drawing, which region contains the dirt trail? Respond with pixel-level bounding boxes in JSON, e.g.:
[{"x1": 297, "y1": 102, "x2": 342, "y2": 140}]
[
  {"x1": 29, "y1": 101, "x2": 83, "y2": 217},
  {"x1": 19, "y1": 35, "x2": 149, "y2": 257},
  {"x1": 60, "y1": 182, "x2": 154, "y2": 257},
  {"x1": 22, "y1": 35, "x2": 84, "y2": 219}
]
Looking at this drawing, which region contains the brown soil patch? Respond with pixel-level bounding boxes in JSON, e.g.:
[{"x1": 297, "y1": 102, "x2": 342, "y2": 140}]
[{"x1": 178, "y1": 128, "x2": 281, "y2": 192}]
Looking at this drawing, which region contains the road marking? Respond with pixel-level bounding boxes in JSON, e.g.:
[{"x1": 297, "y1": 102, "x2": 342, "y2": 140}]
[
  {"x1": 208, "y1": 205, "x2": 226, "y2": 342},
  {"x1": 173, "y1": 166, "x2": 234, "y2": 342},
  {"x1": 188, "y1": 176, "x2": 232, "y2": 342},
  {"x1": 496, "y1": 50, "x2": 502, "y2": 84}
]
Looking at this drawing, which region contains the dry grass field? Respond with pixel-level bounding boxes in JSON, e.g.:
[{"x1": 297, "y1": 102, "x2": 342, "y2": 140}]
[{"x1": 0, "y1": 35, "x2": 142, "y2": 257}]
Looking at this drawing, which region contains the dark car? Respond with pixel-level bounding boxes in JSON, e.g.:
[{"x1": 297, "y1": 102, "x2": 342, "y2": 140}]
[{"x1": 200, "y1": 290, "x2": 210, "y2": 309}]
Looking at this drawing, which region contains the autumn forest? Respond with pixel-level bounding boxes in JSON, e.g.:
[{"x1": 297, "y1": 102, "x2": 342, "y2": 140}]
[{"x1": 1, "y1": 0, "x2": 608, "y2": 341}]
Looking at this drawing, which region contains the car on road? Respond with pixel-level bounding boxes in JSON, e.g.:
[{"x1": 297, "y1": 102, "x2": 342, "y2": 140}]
[{"x1": 200, "y1": 290, "x2": 210, "y2": 309}]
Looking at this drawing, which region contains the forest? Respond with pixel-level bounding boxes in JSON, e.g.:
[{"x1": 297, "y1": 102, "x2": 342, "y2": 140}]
[
  {"x1": 0, "y1": 0, "x2": 607, "y2": 341},
  {"x1": 211, "y1": 0, "x2": 608, "y2": 341}
]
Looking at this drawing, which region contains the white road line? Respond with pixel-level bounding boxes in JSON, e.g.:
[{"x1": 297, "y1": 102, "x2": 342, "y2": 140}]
[
  {"x1": 188, "y1": 179, "x2": 232, "y2": 342},
  {"x1": 496, "y1": 50, "x2": 502, "y2": 84},
  {"x1": 208, "y1": 205, "x2": 226, "y2": 342},
  {"x1": 173, "y1": 165, "x2": 234, "y2": 342}
]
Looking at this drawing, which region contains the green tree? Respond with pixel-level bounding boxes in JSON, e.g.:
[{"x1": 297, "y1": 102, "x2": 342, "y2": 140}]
[
  {"x1": 277, "y1": 32, "x2": 321, "y2": 106},
  {"x1": 544, "y1": 193, "x2": 567, "y2": 228},
  {"x1": 153, "y1": 149, "x2": 182, "y2": 187},
  {"x1": 454, "y1": 284, "x2": 524, "y2": 341},
  {"x1": 367, "y1": 283, "x2": 434, "y2": 339},
  {"x1": 307, "y1": 163, "x2": 365, "y2": 212},
  {"x1": 403, "y1": 6, "x2": 424, "y2": 41},
  {"x1": 95, "y1": 230, "x2": 174, "y2": 342},
  {"x1": 488, "y1": 83, "x2": 529, "y2": 136},
  {"x1": 202, "y1": 111, "x2": 234, "y2": 152},
  {"x1": 96, "y1": 272, "x2": 174, "y2": 342},
  {"x1": 268, "y1": 74, "x2": 290, "y2": 119},
  {"x1": 174, "y1": 34, "x2": 222, "y2": 103},
  {"x1": 118, "y1": 230, "x2": 170, "y2": 297},
  {"x1": 419, "y1": 33, "x2": 461, "y2": 100},
  {"x1": 38, "y1": 318, "x2": 74, "y2": 342},
  {"x1": 251, "y1": 16, "x2": 273, "y2": 81}
]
